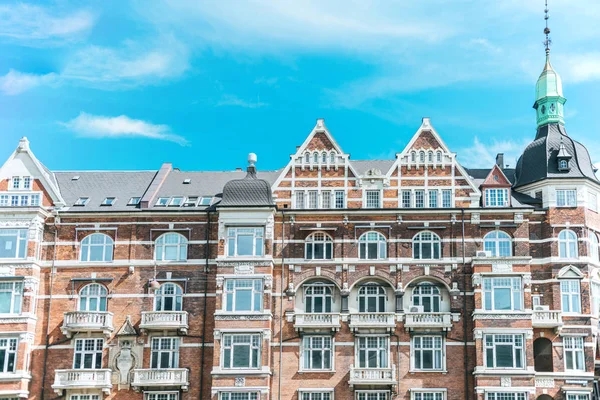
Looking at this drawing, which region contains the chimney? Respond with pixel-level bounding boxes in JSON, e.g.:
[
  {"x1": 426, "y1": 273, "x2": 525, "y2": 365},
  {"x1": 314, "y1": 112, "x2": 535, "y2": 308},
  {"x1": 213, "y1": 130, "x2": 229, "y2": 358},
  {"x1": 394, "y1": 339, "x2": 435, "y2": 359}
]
[
  {"x1": 140, "y1": 163, "x2": 173, "y2": 208},
  {"x1": 495, "y1": 153, "x2": 504, "y2": 170},
  {"x1": 247, "y1": 153, "x2": 257, "y2": 178}
]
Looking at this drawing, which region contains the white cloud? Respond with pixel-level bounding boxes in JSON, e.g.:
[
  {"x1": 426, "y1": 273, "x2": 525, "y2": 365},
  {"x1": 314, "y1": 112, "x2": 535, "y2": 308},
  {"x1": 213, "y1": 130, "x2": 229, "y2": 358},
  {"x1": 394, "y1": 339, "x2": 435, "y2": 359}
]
[
  {"x1": 62, "y1": 112, "x2": 188, "y2": 146},
  {"x1": 0, "y1": 69, "x2": 57, "y2": 95},
  {"x1": 466, "y1": 38, "x2": 502, "y2": 54},
  {"x1": 561, "y1": 53, "x2": 600, "y2": 83},
  {"x1": 0, "y1": 4, "x2": 94, "y2": 44},
  {"x1": 217, "y1": 94, "x2": 268, "y2": 109},
  {"x1": 457, "y1": 137, "x2": 530, "y2": 169}
]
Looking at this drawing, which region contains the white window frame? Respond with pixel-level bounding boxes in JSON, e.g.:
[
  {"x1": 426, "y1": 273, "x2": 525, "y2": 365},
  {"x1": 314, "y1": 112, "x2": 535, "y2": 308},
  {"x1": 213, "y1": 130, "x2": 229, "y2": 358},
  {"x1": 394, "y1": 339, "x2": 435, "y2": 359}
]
[
  {"x1": 154, "y1": 283, "x2": 183, "y2": 312},
  {"x1": 356, "y1": 336, "x2": 389, "y2": 369},
  {"x1": 74, "y1": 197, "x2": 89, "y2": 206},
  {"x1": 334, "y1": 190, "x2": 345, "y2": 209},
  {"x1": 401, "y1": 190, "x2": 411, "y2": 208},
  {"x1": 589, "y1": 232, "x2": 599, "y2": 262},
  {"x1": 304, "y1": 283, "x2": 333, "y2": 313},
  {"x1": 358, "y1": 231, "x2": 387, "y2": 260},
  {"x1": 156, "y1": 197, "x2": 169, "y2": 206},
  {"x1": 566, "y1": 393, "x2": 590, "y2": 400},
  {"x1": 305, "y1": 232, "x2": 333, "y2": 260},
  {"x1": 224, "y1": 279, "x2": 263, "y2": 312},
  {"x1": 78, "y1": 283, "x2": 108, "y2": 312},
  {"x1": 482, "y1": 277, "x2": 522, "y2": 311},
  {"x1": 559, "y1": 229, "x2": 579, "y2": 259},
  {"x1": 441, "y1": 190, "x2": 452, "y2": 208},
  {"x1": 308, "y1": 191, "x2": 319, "y2": 209},
  {"x1": 168, "y1": 197, "x2": 184, "y2": 207},
  {"x1": 150, "y1": 337, "x2": 180, "y2": 369},
  {"x1": 227, "y1": 227, "x2": 264, "y2": 257},
  {"x1": 199, "y1": 196, "x2": 212, "y2": 206},
  {"x1": 428, "y1": 190, "x2": 438, "y2": 208},
  {"x1": 0, "y1": 337, "x2": 18, "y2": 373},
  {"x1": 101, "y1": 197, "x2": 115, "y2": 206},
  {"x1": 483, "y1": 334, "x2": 524, "y2": 369},
  {"x1": 412, "y1": 335, "x2": 444, "y2": 371},
  {"x1": 80, "y1": 233, "x2": 114, "y2": 262},
  {"x1": 70, "y1": 395, "x2": 101, "y2": 400},
  {"x1": 485, "y1": 188, "x2": 509, "y2": 207},
  {"x1": 127, "y1": 197, "x2": 141, "y2": 205},
  {"x1": 561, "y1": 279, "x2": 581, "y2": 313},
  {"x1": 412, "y1": 391, "x2": 446, "y2": 400},
  {"x1": 11, "y1": 177, "x2": 19, "y2": 190},
  {"x1": 73, "y1": 338, "x2": 103, "y2": 369},
  {"x1": 412, "y1": 283, "x2": 441, "y2": 312},
  {"x1": 485, "y1": 394, "x2": 527, "y2": 400},
  {"x1": 355, "y1": 391, "x2": 390, "y2": 400},
  {"x1": 221, "y1": 333, "x2": 261, "y2": 369},
  {"x1": 0, "y1": 229, "x2": 28, "y2": 259},
  {"x1": 300, "y1": 391, "x2": 333, "y2": 400},
  {"x1": 301, "y1": 336, "x2": 333, "y2": 371},
  {"x1": 220, "y1": 393, "x2": 259, "y2": 400},
  {"x1": 557, "y1": 189, "x2": 577, "y2": 207},
  {"x1": 413, "y1": 231, "x2": 441, "y2": 260},
  {"x1": 588, "y1": 191, "x2": 598, "y2": 212},
  {"x1": 484, "y1": 231, "x2": 512, "y2": 257},
  {"x1": 415, "y1": 190, "x2": 425, "y2": 208},
  {"x1": 296, "y1": 191, "x2": 305, "y2": 209},
  {"x1": 322, "y1": 191, "x2": 332, "y2": 209},
  {"x1": 564, "y1": 336, "x2": 585, "y2": 371},
  {"x1": 154, "y1": 232, "x2": 188, "y2": 261},
  {"x1": 358, "y1": 285, "x2": 387, "y2": 313},
  {"x1": 365, "y1": 190, "x2": 381, "y2": 209},
  {"x1": 145, "y1": 392, "x2": 179, "y2": 400},
  {"x1": 0, "y1": 281, "x2": 23, "y2": 314}
]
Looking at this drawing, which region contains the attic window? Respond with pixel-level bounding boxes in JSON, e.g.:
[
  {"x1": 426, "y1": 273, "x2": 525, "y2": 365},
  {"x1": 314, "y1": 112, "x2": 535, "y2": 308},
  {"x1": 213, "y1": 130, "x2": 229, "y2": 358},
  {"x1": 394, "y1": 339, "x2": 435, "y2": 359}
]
[
  {"x1": 101, "y1": 197, "x2": 116, "y2": 206},
  {"x1": 169, "y1": 197, "x2": 184, "y2": 206},
  {"x1": 183, "y1": 197, "x2": 198, "y2": 207},
  {"x1": 199, "y1": 197, "x2": 212, "y2": 206},
  {"x1": 72, "y1": 176, "x2": 80, "y2": 181},
  {"x1": 156, "y1": 197, "x2": 169, "y2": 206},
  {"x1": 74, "y1": 197, "x2": 89, "y2": 206},
  {"x1": 128, "y1": 197, "x2": 141, "y2": 205},
  {"x1": 183, "y1": 178, "x2": 191, "y2": 184}
]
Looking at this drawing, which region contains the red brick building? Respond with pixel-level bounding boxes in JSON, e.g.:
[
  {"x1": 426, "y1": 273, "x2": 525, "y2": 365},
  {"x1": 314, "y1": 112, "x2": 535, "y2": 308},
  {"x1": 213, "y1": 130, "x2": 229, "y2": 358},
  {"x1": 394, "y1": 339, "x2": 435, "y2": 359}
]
[{"x1": 0, "y1": 50, "x2": 599, "y2": 400}]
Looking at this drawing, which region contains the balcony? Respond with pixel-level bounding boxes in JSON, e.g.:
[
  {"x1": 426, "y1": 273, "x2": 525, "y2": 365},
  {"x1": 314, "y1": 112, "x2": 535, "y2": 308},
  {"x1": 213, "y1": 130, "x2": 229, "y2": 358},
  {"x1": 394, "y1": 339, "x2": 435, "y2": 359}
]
[
  {"x1": 61, "y1": 311, "x2": 114, "y2": 338},
  {"x1": 349, "y1": 365, "x2": 397, "y2": 387},
  {"x1": 532, "y1": 309, "x2": 563, "y2": 329},
  {"x1": 131, "y1": 368, "x2": 189, "y2": 392},
  {"x1": 349, "y1": 313, "x2": 396, "y2": 332},
  {"x1": 294, "y1": 313, "x2": 341, "y2": 332},
  {"x1": 140, "y1": 311, "x2": 188, "y2": 334},
  {"x1": 52, "y1": 369, "x2": 112, "y2": 395},
  {"x1": 404, "y1": 312, "x2": 453, "y2": 331}
]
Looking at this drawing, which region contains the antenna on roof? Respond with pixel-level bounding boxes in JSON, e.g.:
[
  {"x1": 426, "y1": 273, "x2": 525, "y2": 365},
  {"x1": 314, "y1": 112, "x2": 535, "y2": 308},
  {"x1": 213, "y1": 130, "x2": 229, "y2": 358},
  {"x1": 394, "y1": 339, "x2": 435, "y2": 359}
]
[{"x1": 543, "y1": 0, "x2": 552, "y2": 56}]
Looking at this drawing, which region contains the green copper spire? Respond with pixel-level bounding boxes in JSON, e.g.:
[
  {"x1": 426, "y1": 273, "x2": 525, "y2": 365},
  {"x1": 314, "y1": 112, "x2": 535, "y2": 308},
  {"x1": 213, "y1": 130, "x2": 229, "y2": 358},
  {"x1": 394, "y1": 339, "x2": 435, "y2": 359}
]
[{"x1": 533, "y1": 1, "x2": 566, "y2": 127}]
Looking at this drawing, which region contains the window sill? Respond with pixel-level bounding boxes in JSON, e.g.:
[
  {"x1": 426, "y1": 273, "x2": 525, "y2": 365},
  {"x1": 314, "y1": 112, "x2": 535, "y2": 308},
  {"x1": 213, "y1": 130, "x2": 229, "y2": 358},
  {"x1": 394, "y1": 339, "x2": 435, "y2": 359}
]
[
  {"x1": 211, "y1": 367, "x2": 271, "y2": 376},
  {"x1": 214, "y1": 311, "x2": 272, "y2": 321},
  {"x1": 409, "y1": 369, "x2": 447, "y2": 374},
  {"x1": 473, "y1": 367, "x2": 534, "y2": 376},
  {"x1": 0, "y1": 371, "x2": 32, "y2": 381},
  {"x1": 298, "y1": 369, "x2": 335, "y2": 374},
  {"x1": 0, "y1": 314, "x2": 37, "y2": 324}
]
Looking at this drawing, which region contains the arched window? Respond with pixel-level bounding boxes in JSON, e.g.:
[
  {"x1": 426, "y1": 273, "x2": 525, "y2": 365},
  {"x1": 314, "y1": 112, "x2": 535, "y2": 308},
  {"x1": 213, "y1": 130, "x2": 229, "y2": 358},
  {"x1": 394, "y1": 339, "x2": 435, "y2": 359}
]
[
  {"x1": 330, "y1": 152, "x2": 336, "y2": 164},
  {"x1": 411, "y1": 282, "x2": 441, "y2": 312},
  {"x1": 558, "y1": 230, "x2": 578, "y2": 259},
  {"x1": 358, "y1": 284, "x2": 387, "y2": 312},
  {"x1": 411, "y1": 152, "x2": 416, "y2": 162},
  {"x1": 304, "y1": 282, "x2": 333, "y2": 313},
  {"x1": 154, "y1": 283, "x2": 183, "y2": 311},
  {"x1": 413, "y1": 231, "x2": 441, "y2": 260},
  {"x1": 589, "y1": 232, "x2": 599, "y2": 262},
  {"x1": 304, "y1": 153, "x2": 310, "y2": 163},
  {"x1": 419, "y1": 151, "x2": 425, "y2": 163},
  {"x1": 484, "y1": 231, "x2": 512, "y2": 257},
  {"x1": 155, "y1": 233, "x2": 188, "y2": 261},
  {"x1": 305, "y1": 232, "x2": 333, "y2": 260},
  {"x1": 313, "y1": 152, "x2": 319, "y2": 164},
  {"x1": 322, "y1": 152, "x2": 327, "y2": 163},
  {"x1": 358, "y1": 231, "x2": 387, "y2": 260},
  {"x1": 559, "y1": 160, "x2": 568, "y2": 169},
  {"x1": 428, "y1": 151, "x2": 433, "y2": 163},
  {"x1": 78, "y1": 283, "x2": 108, "y2": 312},
  {"x1": 533, "y1": 338, "x2": 553, "y2": 372},
  {"x1": 80, "y1": 233, "x2": 114, "y2": 262},
  {"x1": 436, "y1": 151, "x2": 442, "y2": 163}
]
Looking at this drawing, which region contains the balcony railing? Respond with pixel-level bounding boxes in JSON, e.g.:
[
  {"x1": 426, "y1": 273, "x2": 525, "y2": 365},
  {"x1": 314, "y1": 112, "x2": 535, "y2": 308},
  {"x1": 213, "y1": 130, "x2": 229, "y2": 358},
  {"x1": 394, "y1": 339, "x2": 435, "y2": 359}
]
[
  {"x1": 294, "y1": 313, "x2": 341, "y2": 331},
  {"x1": 61, "y1": 311, "x2": 114, "y2": 338},
  {"x1": 52, "y1": 369, "x2": 112, "y2": 395},
  {"x1": 532, "y1": 310, "x2": 563, "y2": 328},
  {"x1": 131, "y1": 368, "x2": 189, "y2": 391},
  {"x1": 349, "y1": 365, "x2": 397, "y2": 386},
  {"x1": 140, "y1": 311, "x2": 189, "y2": 334},
  {"x1": 349, "y1": 312, "x2": 396, "y2": 332},
  {"x1": 404, "y1": 312, "x2": 453, "y2": 331}
]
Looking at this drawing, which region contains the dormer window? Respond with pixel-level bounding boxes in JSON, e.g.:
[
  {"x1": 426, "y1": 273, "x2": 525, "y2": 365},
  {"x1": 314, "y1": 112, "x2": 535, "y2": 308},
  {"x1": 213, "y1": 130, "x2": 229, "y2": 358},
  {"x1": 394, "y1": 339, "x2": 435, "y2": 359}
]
[
  {"x1": 558, "y1": 160, "x2": 568, "y2": 171},
  {"x1": 74, "y1": 197, "x2": 89, "y2": 206},
  {"x1": 101, "y1": 197, "x2": 115, "y2": 206},
  {"x1": 485, "y1": 188, "x2": 509, "y2": 207}
]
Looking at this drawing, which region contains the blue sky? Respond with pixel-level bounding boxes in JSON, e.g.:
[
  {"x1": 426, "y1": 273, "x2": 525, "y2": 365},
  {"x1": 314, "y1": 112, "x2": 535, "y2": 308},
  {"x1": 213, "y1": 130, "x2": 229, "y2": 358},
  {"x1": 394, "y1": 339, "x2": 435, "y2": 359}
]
[{"x1": 1, "y1": 0, "x2": 600, "y2": 173}]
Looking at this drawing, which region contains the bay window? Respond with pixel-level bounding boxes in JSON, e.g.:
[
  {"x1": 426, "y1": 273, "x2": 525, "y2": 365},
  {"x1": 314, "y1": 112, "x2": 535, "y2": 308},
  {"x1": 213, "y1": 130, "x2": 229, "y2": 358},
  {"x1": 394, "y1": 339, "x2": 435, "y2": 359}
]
[
  {"x1": 227, "y1": 227, "x2": 264, "y2": 257},
  {"x1": 0, "y1": 229, "x2": 27, "y2": 259},
  {"x1": 484, "y1": 334, "x2": 524, "y2": 369},
  {"x1": 225, "y1": 279, "x2": 263, "y2": 312},
  {"x1": 482, "y1": 277, "x2": 522, "y2": 311},
  {"x1": 0, "y1": 281, "x2": 23, "y2": 314},
  {"x1": 302, "y1": 336, "x2": 332, "y2": 370},
  {"x1": 222, "y1": 334, "x2": 261, "y2": 369}
]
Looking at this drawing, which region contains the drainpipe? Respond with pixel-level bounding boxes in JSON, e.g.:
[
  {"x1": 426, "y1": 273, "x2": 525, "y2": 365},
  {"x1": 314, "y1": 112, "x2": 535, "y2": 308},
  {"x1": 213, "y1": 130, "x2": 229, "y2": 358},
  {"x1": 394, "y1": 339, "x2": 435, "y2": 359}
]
[
  {"x1": 40, "y1": 219, "x2": 58, "y2": 400},
  {"x1": 199, "y1": 210, "x2": 211, "y2": 400},
  {"x1": 277, "y1": 210, "x2": 285, "y2": 400},
  {"x1": 461, "y1": 209, "x2": 469, "y2": 400}
]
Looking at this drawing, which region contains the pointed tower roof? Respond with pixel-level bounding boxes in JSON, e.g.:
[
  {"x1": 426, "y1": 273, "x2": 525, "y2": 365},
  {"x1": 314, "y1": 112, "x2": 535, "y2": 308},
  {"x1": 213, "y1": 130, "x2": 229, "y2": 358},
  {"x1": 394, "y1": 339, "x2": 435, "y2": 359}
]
[{"x1": 535, "y1": 54, "x2": 564, "y2": 102}]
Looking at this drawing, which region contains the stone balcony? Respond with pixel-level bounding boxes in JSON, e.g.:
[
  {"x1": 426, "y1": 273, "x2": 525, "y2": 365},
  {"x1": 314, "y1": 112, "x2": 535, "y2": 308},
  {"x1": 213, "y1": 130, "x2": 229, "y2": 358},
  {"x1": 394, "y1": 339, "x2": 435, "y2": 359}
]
[
  {"x1": 131, "y1": 368, "x2": 189, "y2": 392},
  {"x1": 294, "y1": 313, "x2": 341, "y2": 332},
  {"x1": 403, "y1": 312, "x2": 454, "y2": 331},
  {"x1": 532, "y1": 309, "x2": 563, "y2": 329},
  {"x1": 349, "y1": 365, "x2": 397, "y2": 387},
  {"x1": 349, "y1": 312, "x2": 396, "y2": 332},
  {"x1": 61, "y1": 311, "x2": 114, "y2": 338},
  {"x1": 140, "y1": 311, "x2": 188, "y2": 334},
  {"x1": 52, "y1": 369, "x2": 112, "y2": 395}
]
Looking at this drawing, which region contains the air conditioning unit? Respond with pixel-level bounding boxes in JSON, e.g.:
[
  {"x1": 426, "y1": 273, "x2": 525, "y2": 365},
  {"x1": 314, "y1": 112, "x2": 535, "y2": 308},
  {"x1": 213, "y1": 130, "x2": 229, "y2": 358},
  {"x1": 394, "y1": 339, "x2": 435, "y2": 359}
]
[
  {"x1": 476, "y1": 250, "x2": 492, "y2": 257},
  {"x1": 410, "y1": 306, "x2": 425, "y2": 313},
  {"x1": 534, "y1": 305, "x2": 550, "y2": 311}
]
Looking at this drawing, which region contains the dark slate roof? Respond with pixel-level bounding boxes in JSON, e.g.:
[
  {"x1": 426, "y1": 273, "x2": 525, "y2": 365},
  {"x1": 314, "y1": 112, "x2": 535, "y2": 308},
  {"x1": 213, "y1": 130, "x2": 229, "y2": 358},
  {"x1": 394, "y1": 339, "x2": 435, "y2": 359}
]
[
  {"x1": 219, "y1": 167, "x2": 274, "y2": 207},
  {"x1": 350, "y1": 160, "x2": 396, "y2": 176},
  {"x1": 55, "y1": 171, "x2": 157, "y2": 211},
  {"x1": 514, "y1": 123, "x2": 599, "y2": 187},
  {"x1": 465, "y1": 168, "x2": 536, "y2": 208}
]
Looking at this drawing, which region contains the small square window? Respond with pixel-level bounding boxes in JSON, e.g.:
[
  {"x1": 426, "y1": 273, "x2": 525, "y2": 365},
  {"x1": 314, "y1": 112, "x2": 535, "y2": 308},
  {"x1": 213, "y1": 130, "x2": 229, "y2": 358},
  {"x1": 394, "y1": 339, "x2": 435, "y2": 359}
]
[
  {"x1": 169, "y1": 197, "x2": 184, "y2": 206},
  {"x1": 101, "y1": 197, "x2": 115, "y2": 206},
  {"x1": 199, "y1": 197, "x2": 212, "y2": 206},
  {"x1": 74, "y1": 197, "x2": 89, "y2": 206},
  {"x1": 128, "y1": 197, "x2": 141, "y2": 205},
  {"x1": 183, "y1": 178, "x2": 191, "y2": 184},
  {"x1": 156, "y1": 197, "x2": 169, "y2": 206},
  {"x1": 183, "y1": 197, "x2": 198, "y2": 207}
]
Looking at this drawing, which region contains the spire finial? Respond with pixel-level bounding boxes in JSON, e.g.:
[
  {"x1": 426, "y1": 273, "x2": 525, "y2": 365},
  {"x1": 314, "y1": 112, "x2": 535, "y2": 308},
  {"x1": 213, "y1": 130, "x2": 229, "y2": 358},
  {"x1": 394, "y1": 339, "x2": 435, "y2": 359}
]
[{"x1": 544, "y1": 0, "x2": 552, "y2": 56}]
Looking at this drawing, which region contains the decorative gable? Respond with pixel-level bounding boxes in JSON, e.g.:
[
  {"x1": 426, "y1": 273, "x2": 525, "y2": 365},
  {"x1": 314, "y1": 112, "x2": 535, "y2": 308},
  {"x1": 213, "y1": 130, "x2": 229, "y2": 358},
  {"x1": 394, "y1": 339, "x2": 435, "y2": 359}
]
[{"x1": 481, "y1": 164, "x2": 512, "y2": 208}]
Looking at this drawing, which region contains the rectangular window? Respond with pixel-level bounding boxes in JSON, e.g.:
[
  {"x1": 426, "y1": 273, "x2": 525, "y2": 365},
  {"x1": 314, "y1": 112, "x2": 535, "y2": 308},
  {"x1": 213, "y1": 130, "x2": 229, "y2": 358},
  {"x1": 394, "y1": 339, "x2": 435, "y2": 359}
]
[
  {"x1": 415, "y1": 190, "x2": 425, "y2": 208},
  {"x1": 564, "y1": 337, "x2": 585, "y2": 371},
  {"x1": 227, "y1": 227, "x2": 264, "y2": 257},
  {"x1": 483, "y1": 277, "x2": 522, "y2": 311},
  {"x1": 30, "y1": 193, "x2": 40, "y2": 206},
  {"x1": 334, "y1": 191, "x2": 345, "y2": 209},
  {"x1": 412, "y1": 392, "x2": 444, "y2": 400},
  {"x1": 20, "y1": 195, "x2": 29, "y2": 207},
  {"x1": 74, "y1": 197, "x2": 89, "y2": 206},
  {"x1": 308, "y1": 191, "x2": 319, "y2": 209},
  {"x1": 485, "y1": 394, "x2": 527, "y2": 400},
  {"x1": 557, "y1": 189, "x2": 577, "y2": 207},
  {"x1": 0, "y1": 338, "x2": 17, "y2": 373},
  {"x1": 302, "y1": 336, "x2": 332, "y2": 371},
  {"x1": 22, "y1": 177, "x2": 31, "y2": 190},
  {"x1": 71, "y1": 395, "x2": 101, "y2": 400},
  {"x1": 301, "y1": 393, "x2": 332, "y2": 400},
  {"x1": 588, "y1": 192, "x2": 598, "y2": 212},
  {"x1": 101, "y1": 197, "x2": 115, "y2": 206},
  {"x1": 366, "y1": 190, "x2": 380, "y2": 208},
  {"x1": 128, "y1": 197, "x2": 141, "y2": 205},
  {"x1": 11, "y1": 177, "x2": 19, "y2": 190},
  {"x1": 566, "y1": 395, "x2": 589, "y2": 400},
  {"x1": 484, "y1": 334, "x2": 524, "y2": 369},
  {"x1": 156, "y1": 197, "x2": 169, "y2": 206},
  {"x1": 357, "y1": 337, "x2": 388, "y2": 368},
  {"x1": 485, "y1": 188, "x2": 509, "y2": 207},
  {"x1": 73, "y1": 338, "x2": 103, "y2": 369},
  {"x1": 429, "y1": 190, "x2": 438, "y2": 208},
  {"x1": 222, "y1": 334, "x2": 261, "y2": 369},
  {"x1": 356, "y1": 392, "x2": 389, "y2": 400},
  {"x1": 322, "y1": 192, "x2": 331, "y2": 209},
  {"x1": 168, "y1": 197, "x2": 183, "y2": 207},
  {"x1": 199, "y1": 197, "x2": 212, "y2": 206},
  {"x1": 146, "y1": 393, "x2": 178, "y2": 400},
  {"x1": 561, "y1": 280, "x2": 581, "y2": 313},
  {"x1": 0, "y1": 229, "x2": 28, "y2": 259},
  {"x1": 413, "y1": 336, "x2": 443, "y2": 371},
  {"x1": 220, "y1": 393, "x2": 259, "y2": 400},
  {"x1": 150, "y1": 337, "x2": 179, "y2": 369},
  {"x1": 0, "y1": 195, "x2": 8, "y2": 207},
  {"x1": 10, "y1": 196, "x2": 18, "y2": 207},
  {"x1": 442, "y1": 190, "x2": 452, "y2": 208},
  {"x1": 225, "y1": 279, "x2": 263, "y2": 312},
  {"x1": 296, "y1": 192, "x2": 305, "y2": 209},
  {"x1": 402, "y1": 191, "x2": 411, "y2": 208},
  {"x1": 0, "y1": 281, "x2": 23, "y2": 314}
]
